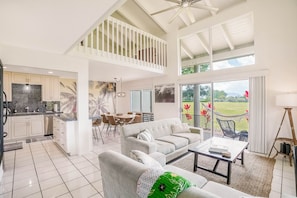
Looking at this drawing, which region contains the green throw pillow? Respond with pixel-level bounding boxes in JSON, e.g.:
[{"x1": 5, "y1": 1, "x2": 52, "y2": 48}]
[{"x1": 137, "y1": 168, "x2": 192, "y2": 198}]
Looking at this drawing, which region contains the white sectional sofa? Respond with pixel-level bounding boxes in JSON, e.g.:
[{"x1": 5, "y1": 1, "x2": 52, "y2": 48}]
[
  {"x1": 120, "y1": 118, "x2": 203, "y2": 163},
  {"x1": 99, "y1": 150, "x2": 253, "y2": 198}
]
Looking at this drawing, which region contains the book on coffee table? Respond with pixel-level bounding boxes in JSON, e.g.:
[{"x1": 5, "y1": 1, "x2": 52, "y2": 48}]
[{"x1": 209, "y1": 144, "x2": 229, "y2": 153}]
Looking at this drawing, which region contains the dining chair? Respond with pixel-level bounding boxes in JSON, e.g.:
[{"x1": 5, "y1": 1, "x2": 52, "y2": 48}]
[
  {"x1": 92, "y1": 118, "x2": 104, "y2": 144},
  {"x1": 131, "y1": 115, "x2": 142, "y2": 123},
  {"x1": 101, "y1": 114, "x2": 110, "y2": 132},
  {"x1": 106, "y1": 115, "x2": 120, "y2": 136}
]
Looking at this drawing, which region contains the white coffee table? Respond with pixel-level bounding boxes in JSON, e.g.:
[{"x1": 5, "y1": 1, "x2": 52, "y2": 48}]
[{"x1": 188, "y1": 137, "x2": 249, "y2": 184}]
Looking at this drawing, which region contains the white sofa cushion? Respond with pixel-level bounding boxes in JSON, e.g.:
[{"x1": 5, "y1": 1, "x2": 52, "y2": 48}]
[
  {"x1": 171, "y1": 123, "x2": 190, "y2": 133},
  {"x1": 156, "y1": 135, "x2": 189, "y2": 149},
  {"x1": 155, "y1": 140, "x2": 176, "y2": 155},
  {"x1": 172, "y1": 133, "x2": 202, "y2": 144},
  {"x1": 130, "y1": 150, "x2": 163, "y2": 169},
  {"x1": 202, "y1": 181, "x2": 252, "y2": 198}
]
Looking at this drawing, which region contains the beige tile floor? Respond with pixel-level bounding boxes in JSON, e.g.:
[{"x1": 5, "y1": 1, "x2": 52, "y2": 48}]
[
  {"x1": 0, "y1": 134, "x2": 120, "y2": 198},
  {"x1": 0, "y1": 131, "x2": 295, "y2": 198},
  {"x1": 269, "y1": 155, "x2": 296, "y2": 198}
]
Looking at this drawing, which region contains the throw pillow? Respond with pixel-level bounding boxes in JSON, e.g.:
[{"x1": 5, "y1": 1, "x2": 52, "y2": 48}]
[
  {"x1": 137, "y1": 129, "x2": 154, "y2": 142},
  {"x1": 171, "y1": 123, "x2": 190, "y2": 133},
  {"x1": 137, "y1": 168, "x2": 192, "y2": 198},
  {"x1": 130, "y1": 150, "x2": 163, "y2": 169}
]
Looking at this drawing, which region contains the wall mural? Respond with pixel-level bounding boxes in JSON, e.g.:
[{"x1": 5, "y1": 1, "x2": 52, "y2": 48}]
[
  {"x1": 60, "y1": 78, "x2": 77, "y2": 114},
  {"x1": 89, "y1": 81, "x2": 116, "y2": 117},
  {"x1": 59, "y1": 79, "x2": 116, "y2": 117}
]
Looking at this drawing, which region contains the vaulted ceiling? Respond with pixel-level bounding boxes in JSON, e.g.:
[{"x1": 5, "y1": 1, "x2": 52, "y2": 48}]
[
  {"x1": 0, "y1": 0, "x2": 253, "y2": 82},
  {"x1": 113, "y1": 0, "x2": 253, "y2": 63}
]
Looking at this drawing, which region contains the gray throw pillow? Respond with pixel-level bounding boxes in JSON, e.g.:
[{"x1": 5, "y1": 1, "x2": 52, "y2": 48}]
[{"x1": 137, "y1": 129, "x2": 154, "y2": 142}]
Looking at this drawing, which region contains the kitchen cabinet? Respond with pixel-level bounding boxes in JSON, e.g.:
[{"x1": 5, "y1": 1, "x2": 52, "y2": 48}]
[
  {"x1": 3, "y1": 71, "x2": 12, "y2": 101},
  {"x1": 11, "y1": 115, "x2": 44, "y2": 139},
  {"x1": 42, "y1": 76, "x2": 60, "y2": 101},
  {"x1": 3, "y1": 117, "x2": 12, "y2": 141},
  {"x1": 12, "y1": 72, "x2": 42, "y2": 84},
  {"x1": 53, "y1": 117, "x2": 77, "y2": 155}
]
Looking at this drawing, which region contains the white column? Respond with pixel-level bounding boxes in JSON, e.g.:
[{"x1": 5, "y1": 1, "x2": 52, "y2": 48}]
[{"x1": 76, "y1": 66, "x2": 92, "y2": 155}]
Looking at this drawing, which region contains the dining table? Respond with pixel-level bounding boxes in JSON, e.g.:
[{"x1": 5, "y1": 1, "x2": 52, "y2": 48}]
[{"x1": 112, "y1": 114, "x2": 135, "y2": 124}]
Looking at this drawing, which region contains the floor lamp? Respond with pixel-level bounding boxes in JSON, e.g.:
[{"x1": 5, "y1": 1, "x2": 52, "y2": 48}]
[{"x1": 268, "y1": 93, "x2": 297, "y2": 165}]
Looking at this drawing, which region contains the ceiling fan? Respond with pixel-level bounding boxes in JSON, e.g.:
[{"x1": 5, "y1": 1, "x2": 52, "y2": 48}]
[{"x1": 150, "y1": 0, "x2": 219, "y2": 24}]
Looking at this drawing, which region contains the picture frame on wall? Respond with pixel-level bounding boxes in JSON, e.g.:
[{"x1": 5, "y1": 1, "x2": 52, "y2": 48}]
[{"x1": 155, "y1": 83, "x2": 175, "y2": 103}]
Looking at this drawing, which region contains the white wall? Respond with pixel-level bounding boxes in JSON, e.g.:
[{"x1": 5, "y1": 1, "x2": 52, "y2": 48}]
[
  {"x1": 252, "y1": 0, "x2": 297, "y2": 151},
  {"x1": 0, "y1": 45, "x2": 92, "y2": 155},
  {"x1": 121, "y1": 0, "x2": 297, "y2": 153}
]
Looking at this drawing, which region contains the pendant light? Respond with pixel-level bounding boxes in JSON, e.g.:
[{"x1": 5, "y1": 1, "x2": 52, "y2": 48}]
[{"x1": 115, "y1": 78, "x2": 126, "y2": 97}]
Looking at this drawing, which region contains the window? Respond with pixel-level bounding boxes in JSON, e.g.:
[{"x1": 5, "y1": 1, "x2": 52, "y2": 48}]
[
  {"x1": 131, "y1": 90, "x2": 152, "y2": 113},
  {"x1": 213, "y1": 55, "x2": 255, "y2": 70},
  {"x1": 181, "y1": 80, "x2": 249, "y2": 138},
  {"x1": 180, "y1": 13, "x2": 254, "y2": 75}
]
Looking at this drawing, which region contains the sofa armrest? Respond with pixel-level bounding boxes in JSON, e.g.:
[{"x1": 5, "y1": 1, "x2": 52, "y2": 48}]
[
  {"x1": 99, "y1": 150, "x2": 147, "y2": 198},
  {"x1": 126, "y1": 137, "x2": 157, "y2": 154},
  {"x1": 189, "y1": 127, "x2": 204, "y2": 141}
]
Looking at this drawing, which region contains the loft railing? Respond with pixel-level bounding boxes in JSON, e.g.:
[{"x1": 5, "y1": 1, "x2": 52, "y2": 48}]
[{"x1": 75, "y1": 16, "x2": 167, "y2": 71}]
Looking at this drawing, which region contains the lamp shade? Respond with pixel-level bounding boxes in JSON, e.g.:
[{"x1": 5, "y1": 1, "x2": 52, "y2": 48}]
[{"x1": 276, "y1": 93, "x2": 297, "y2": 107}]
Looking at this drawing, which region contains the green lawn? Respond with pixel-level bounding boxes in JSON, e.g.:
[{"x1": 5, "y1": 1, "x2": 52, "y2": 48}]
[{"x1": 182, "y1": 102, "x2": 249, "y2": 131}]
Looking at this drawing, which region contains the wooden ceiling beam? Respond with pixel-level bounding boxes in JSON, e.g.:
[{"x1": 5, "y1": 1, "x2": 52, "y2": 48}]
[
  {"x1": 181, "y1": 41, "x2": 194, "y2": 59},
  {"x1": 196, "y1": 33, "x2": 210, "y2": 54},
  {"x1": 219, "y1": 24, "x2": 234, "y2": 50}
]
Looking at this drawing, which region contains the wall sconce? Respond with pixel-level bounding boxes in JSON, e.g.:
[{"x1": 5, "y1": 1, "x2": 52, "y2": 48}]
[{"x1": 114, "y1": 78, "x2": 126, "y2": 97}]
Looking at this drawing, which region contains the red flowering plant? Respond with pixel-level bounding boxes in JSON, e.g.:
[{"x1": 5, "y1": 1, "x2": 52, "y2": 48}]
[
  {"x1": 244, "y1": 90, "x2": 249, "y2": 100},
  {"x1": 244, "y1": 90, "x2": 249, "y2": 121},
  {"x1": 184, "y1": 104, "x2": 192, "y2": 120},
  {"x1": 200, "y1": 103, "x2": 214, "y2": 129}
]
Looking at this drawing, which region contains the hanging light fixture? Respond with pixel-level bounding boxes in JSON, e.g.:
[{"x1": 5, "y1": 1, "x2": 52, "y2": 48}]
[{"x1": 115, "y1": 78, "x2": 126, "y2": 97}]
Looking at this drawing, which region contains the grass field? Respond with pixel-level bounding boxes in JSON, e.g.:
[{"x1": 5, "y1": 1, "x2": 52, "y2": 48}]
[{"x1": 182, "y1": 102, "x2": 249, "y2": 131}]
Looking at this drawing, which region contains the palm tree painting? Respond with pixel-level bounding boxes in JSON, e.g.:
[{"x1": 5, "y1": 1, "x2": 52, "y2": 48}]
[
  {"x1": 89, "y1": 81, "x2": 116, "y2": 117},
  {"x1": 60, "y1": 79, "x2": 77, "y2": 113},
  {"x1": 59, "y1": 79, "x2": 116, "y2": 117}
]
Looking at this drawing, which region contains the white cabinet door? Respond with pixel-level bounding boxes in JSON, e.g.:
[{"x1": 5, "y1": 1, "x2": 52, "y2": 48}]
[
  {"x1": 53, "y1": 117, "x2": 77, "y2": 155},
  {"x1": 11, "y1": 115, "x2": 44, "y2": 139},
  {"x1": 30, "y1": 116, "x2": 44, "y2": 136},
  {"x1": 42, "y1": 76, "x2": 60, "y2": 101},
  {"x1": 12, "y1": 117, "x2": 29, "y2": 139},
  {"x1": 12, "y1": 72, "x2": 42, "y2": 84}
]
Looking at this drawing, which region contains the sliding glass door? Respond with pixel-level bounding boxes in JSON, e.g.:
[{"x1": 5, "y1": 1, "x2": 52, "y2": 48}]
[{"x1": 181, "y1": 80, "x2": 249, "y2": 140}]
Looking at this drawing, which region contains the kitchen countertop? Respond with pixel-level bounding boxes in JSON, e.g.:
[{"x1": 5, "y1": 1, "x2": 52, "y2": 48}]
[
  {"x1": 8, "y1": 111, "x2": 63, "y2": 117},
  {"x1": 9, "y1": 112, "x2": 98, "y2": 122},
  {"x1": 54, "y1": 113, "x2": 77, "y2": 121}
]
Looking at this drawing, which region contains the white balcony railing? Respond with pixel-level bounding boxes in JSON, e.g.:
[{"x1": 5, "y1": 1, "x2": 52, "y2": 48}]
[{"x1": 75, "y1": 16, "x2": 167, "y2": 71}]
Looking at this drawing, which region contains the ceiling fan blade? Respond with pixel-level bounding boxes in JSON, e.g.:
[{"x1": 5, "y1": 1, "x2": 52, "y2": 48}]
[
  {"x1": 151, "y1": 5, "x2": 180, "y2": 16},
  {"x1": 191, "y1": 4, "x2": 219, "y2": 12},
  {"x1": 168, "y1": 7, "x2": 184, "y2": 24},
  {"x1": 164, "y1": 0, "x2": 181, "y2": 4},
  {"x1": 186, "y1": 7, "x2": 196, "y2": 23}
]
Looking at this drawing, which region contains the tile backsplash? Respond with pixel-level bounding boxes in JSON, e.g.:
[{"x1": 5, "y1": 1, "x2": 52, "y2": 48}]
[{"x1": 6, "y1": 83, "x2": 60, "y2": 113}]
